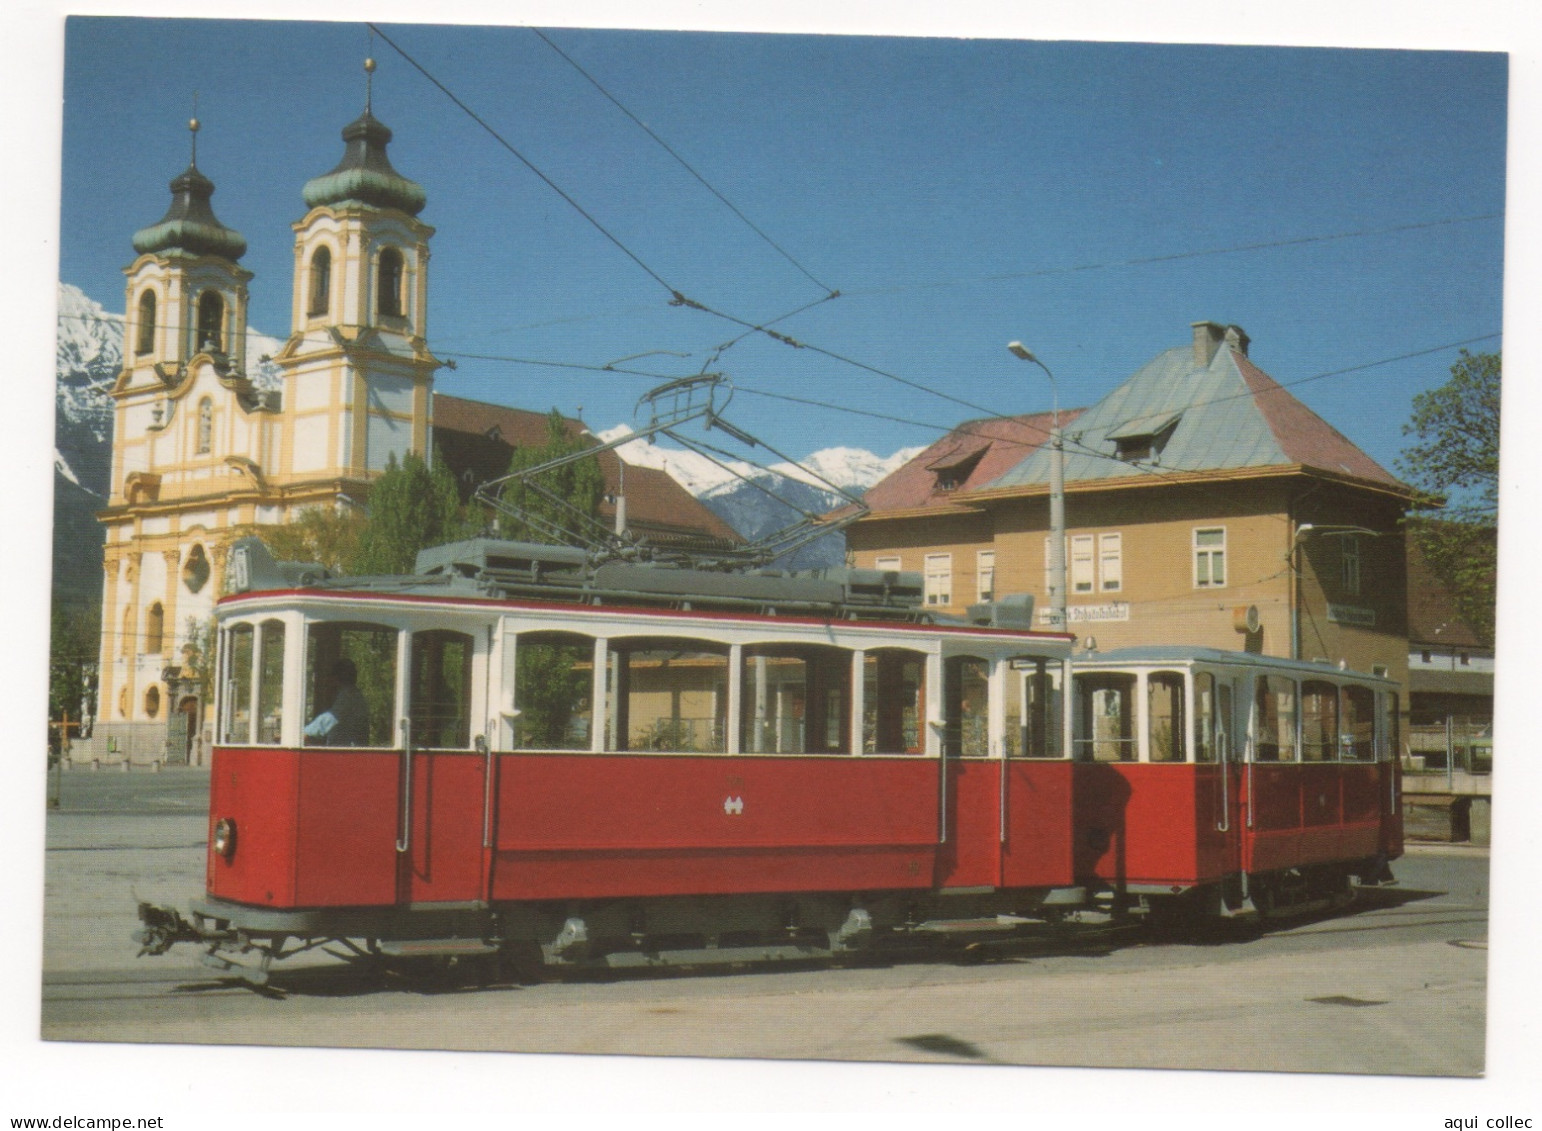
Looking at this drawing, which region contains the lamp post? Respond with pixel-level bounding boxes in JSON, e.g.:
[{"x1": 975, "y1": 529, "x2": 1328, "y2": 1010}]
[{"x1": 1008, "y1": 342, "x2": 1065, "y2": 632}]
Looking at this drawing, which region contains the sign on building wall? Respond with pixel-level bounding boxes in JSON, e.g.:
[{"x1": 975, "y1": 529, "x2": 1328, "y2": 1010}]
[
  {"x1": 1327, "y1": 604, "x2": 1377, "y2": 627},
  {"x1": 1039, "y1": 602, "x2": 1131, "y2": 625}
]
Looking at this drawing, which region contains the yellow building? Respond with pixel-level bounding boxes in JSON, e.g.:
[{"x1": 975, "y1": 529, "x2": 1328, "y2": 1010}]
[
  {"x1": 848, "y1": 321, "x2": 1414, "y2": 702},
  {"x1": 93, "y1": 101, "x2": 438, "y2": 760}
]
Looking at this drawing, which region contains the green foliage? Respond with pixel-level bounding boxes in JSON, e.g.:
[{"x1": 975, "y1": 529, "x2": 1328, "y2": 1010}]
[
  {"x1": 256, "y1": 505, "x2": 366, "y2": 575},
  {"x1": 1399, "y1": 351, "x2": 1500, "y2": 647},
  {"x1": 1399, "y1": 350, "x2": 1500, "y2": 522},
  {"x1": 514, "y1": 639, "x2": 593, "y2": 748},
  {"x1": 498, "y1": 410, "x2": 606, "y2": 545},
  {"x1": 48, "y1": 603, "x2": 100, "y2": 752},
  {"x1": 353, "y1": 452, "x2": 474, "y2": 575},
  {"x1": 180, "y1": 616, "x2": 217, "y2": 708}
]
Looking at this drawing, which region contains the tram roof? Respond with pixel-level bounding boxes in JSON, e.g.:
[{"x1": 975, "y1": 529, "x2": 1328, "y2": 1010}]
[{"x1": 1076, "y1": 645, "x2": 1394, "y2": 682}]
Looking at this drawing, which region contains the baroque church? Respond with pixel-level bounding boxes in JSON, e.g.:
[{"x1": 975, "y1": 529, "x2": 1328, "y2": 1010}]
[{"x1": 90, "y1": 76, "x2": 736, "y2": 764}]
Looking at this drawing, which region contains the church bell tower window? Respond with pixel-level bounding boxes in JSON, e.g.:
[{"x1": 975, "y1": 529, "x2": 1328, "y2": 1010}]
[
  {"x1": 136, "y1": 290, "x2": 157, "y2": 355},
  {"x1": 309, "y1": 247, "x2": 332, "y2": 316},
  {"x1": 377, "y1": 248, "x2": 405, "y2": 318},
  {"x1": 197, "y1": 290, "x2": 225, "y2": 352}
]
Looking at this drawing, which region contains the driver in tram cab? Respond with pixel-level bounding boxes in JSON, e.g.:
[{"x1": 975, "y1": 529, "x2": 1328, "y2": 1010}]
[{"x1": 303, "y1": 658, "x2": 370, "y2": 747}]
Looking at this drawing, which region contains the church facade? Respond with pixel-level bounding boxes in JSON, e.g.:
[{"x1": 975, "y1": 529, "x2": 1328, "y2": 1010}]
[{"x1": 92, "y1": 97, "x2": 455, "y2": 762}]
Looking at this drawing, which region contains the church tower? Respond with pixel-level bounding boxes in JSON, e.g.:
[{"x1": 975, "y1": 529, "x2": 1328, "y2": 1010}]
[
  {"x1": 98, "y1": 116, "x2": 276, "y2": 743},
  {"x1": 271, "y1": 57, "x2": 439, "y2": 494}
]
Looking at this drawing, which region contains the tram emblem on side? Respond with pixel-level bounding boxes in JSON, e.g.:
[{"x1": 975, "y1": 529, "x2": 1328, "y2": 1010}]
[{"x1": 723, "y1": 796, "x2": 745, "y2": 816}]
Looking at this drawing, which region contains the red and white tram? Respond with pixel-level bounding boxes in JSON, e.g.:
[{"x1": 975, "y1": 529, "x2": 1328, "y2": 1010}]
[
  {"x1": 139, "y1": 537, "x2": 1082, "y2": 979},
  {"x1": 136, "y1": 539, "x2": 1402, "y2": 981},
  {"x1": 1070, "y1": 647, "x2": 1402, "y2": 919}
]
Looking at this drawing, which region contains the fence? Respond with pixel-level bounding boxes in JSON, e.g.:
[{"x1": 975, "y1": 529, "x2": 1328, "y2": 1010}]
[{"x1": 1405, "y1": 717, "x2": 1492, "y2": 775}]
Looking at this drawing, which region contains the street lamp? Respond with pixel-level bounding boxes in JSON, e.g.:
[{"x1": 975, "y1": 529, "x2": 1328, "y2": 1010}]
[{"x1": 1008, "y1": 342, "x2": 1066, "y2": 632}]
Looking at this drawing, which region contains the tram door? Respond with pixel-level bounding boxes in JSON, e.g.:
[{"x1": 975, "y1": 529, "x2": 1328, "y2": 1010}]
[
  {"x1": 398, "y1": 629, "x2": 488, "y2": 905},
  {"x1": 1201, "y1": 673, "x2": 1244, "y2": 886},
  {"x1": 937, "y1": 655, "x2": 1001, "y2": 887}
]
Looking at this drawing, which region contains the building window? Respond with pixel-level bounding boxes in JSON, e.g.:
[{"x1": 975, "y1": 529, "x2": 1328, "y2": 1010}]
[
  {"x1": 196, "y1": 290, "x2": 224, "y2": 352},
  {"x1": 1098, "y1": 532, "x2": 1122, "y2": 592},
  {"x1": 120, "y1": 606, "x2": 134, "y2": 658},
  {"x1": 1459, "y1": 652, "x2": 1470, "y2": 667},
  {"x1": 924, "y1": 553, "x2": 952, "y2": 607},
  {"x1": 1420, "y1": 651, "x2": 1431, "y2": 664},
  {"x1": 143, "y1": 685, "x2": 161, "y2": 719},
  {"x1": 875, "y1": 555, "x2": 901, "y2": 572},
  {"x1": 135, "y1": 290, "x2": 156, "y2": 355},
  {"x1": 196, "y1": 398, "x2": 213, "y2": 454},
  {"x1": 977, "y1": 551, "x2": 995, "y2": 603},
  {"x1": 1194, "y1": 527, "x2": 1226, "y2": 588},
  {"x1": 1341, "y1": 534, "x2": 1361, "y2": 595},
  {"x1": 308, "y1": 246, "x2": 332, "y2": 316},
  {"x1": 1070, "y1": 535, "x2": 1095, "y2": 594},
  {"x1": 377, "y1": 248, "x2": 405, "y2": 318},
  {"x1": 145, "y1": 602, "x2": 165, "y2": 655},
  {"x1": 183, "y1": 544, "x2": 210, "y2": 593}
]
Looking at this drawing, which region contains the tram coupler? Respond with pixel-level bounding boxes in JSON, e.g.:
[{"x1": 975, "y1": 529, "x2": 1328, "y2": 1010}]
[{"x1": 133, "y1": 901, "x2": 207, "y2": 957}]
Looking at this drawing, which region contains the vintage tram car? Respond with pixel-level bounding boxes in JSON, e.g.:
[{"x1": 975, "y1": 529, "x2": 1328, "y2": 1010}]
[{"x1": 135, "y1": 538, "x2": 1400, "y2": 982}]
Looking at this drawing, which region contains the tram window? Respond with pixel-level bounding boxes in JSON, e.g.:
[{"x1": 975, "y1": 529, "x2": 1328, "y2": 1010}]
[
  {"x1": 1074, "y1": 673, "x2": 1136, "y2": 762},
  {"x1": 1005, "y1": 658, "x2": 1063, "y2": 758},
  {"x1": 221, "y1": 623, "x2": 254, "y2": 744},
  {"x1": 1194, "y1": 673, "x2": 1217, "y2": 763},
  {"x1": 255, "y1": 620, "x2": 286, "y2": 745},
  {"x1": 1300, "y1": 680, "x2": 1339, "y2": 762},
  {"x1": 410, "y1": 630, "x2": 473, "y2": 748},
  {"x1": 608, "y1": 639, "x2": 728, "y2": 753},
  {"x1": 862, "y1": 649, "x2": 926, "y2": 755},
  {"x1": 304, "y1": 622, "x2": 399, "y2": 747},
  {"x1": 513, "y1": 632, "x2": 594, "y2": 750},
  {"x1": 943, "y1": 656, "x2": 990, "y2": 758},
  {"x1": 1254, "y1": 676, "x2": 1298, "y2": 762},
  {"x1": 1147, "y1": 671, "x2": 1186, "y2": 762},
  {"x1": 1342, "y1": 685, "x2": 1376, "y2": 761},
  {"x1": 1380, "y1": 691, "x2": 1399, "y2": 762},
  {"x1": 742, "y1": 645, "x2": 851, "y2": 754}
]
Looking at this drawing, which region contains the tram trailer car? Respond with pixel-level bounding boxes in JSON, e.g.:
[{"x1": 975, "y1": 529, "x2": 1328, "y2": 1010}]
[
  {"x1": 137, "y1": 538, "x2": 1089, "y2": 981},
  {"x1": 1069, "y1": 648, "x2": 1402, "y2": 922}
]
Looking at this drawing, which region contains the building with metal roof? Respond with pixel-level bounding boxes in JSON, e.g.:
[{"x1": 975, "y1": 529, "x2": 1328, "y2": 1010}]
[{"x1": 848, "y1": 320, "x2": 1416, "y2": 707}]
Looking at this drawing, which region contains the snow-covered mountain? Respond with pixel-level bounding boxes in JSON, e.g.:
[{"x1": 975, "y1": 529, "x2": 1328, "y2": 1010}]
[{"x1": 596, "y1": 423, "x2": 920, "y2": 566}]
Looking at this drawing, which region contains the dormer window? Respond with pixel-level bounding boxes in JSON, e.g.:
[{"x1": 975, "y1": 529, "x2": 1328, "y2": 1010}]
[
  {"x1": 136, "y1": 290, "x2": 156, "y2": 355},
  {"x1": 927, "y1": 444, "x2": 987, "y2": 493},
  {"x1": 308, "y1": 247, "x2": 332, "y2": 316},
  {"x1": 1108, "y1": 411, "x2": 1181, "y2": 464},
  {"x1": 197, "y1": 290, "x2": 224, "y2": 353},
  {"x1": 378, "y1": 248, "x2": 405, "y2": 318}
]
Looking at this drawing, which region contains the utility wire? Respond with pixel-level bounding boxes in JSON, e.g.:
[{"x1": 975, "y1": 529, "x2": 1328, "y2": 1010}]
[
  {"x1": 842, "y1": 213, "x2": 1503, "y2": 300},
  {"x1": 368, "y1": 23, "x2": 680, "y2": 299},
  {"x1": 529, "y1": 26, "x2": 838, "y2": 297}
]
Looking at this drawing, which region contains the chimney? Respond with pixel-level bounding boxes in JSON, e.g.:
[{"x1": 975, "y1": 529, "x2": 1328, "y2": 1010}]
[
  {"x1": 1190, "y1": 321, "x2": 1226, "y2": 366},
  {"x1": 1224, "y1": 324, "x2": 1250, "y2": 357}
]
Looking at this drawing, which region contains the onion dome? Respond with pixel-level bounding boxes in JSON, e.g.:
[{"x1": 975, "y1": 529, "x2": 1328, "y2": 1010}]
[
  {"x1": 131, "y1": 163, "x2": 248, "y2": 261},
  {"x1": 301, "y1": 111, "x2": 426, "y2": 216}
]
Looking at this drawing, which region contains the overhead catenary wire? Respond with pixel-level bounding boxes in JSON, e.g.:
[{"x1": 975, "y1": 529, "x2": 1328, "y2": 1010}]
[{"x1": 529, "y1": 26, "x2": 838, "y2": 297}]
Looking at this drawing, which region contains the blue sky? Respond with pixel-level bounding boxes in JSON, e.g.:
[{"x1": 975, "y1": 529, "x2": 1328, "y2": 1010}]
[{"x1": 58, "y1": 17, "x2": 1506, "y2": 475}]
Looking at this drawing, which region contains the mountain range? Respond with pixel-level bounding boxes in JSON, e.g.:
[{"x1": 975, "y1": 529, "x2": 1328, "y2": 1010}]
[{"x1": 51, "y1": 282, "x2": 916, "y2": 605}]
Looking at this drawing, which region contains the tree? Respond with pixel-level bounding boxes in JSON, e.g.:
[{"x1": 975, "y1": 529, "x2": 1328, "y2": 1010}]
[
  {"x1": 256, "y1": 503, "x2": 367, "y2": 575},
  {"x1": 1397, "y1": 350, "x2": 1500, "y2": 646},
  {"x1": 497, "y1": 410, "x2": 606, "y2": 546},
  {"x1": 352, "y1": 452, "x2": 475, "y2": 575},
  {"x1": 48, "y1": 603, "x2": 99, "y2": 759}
]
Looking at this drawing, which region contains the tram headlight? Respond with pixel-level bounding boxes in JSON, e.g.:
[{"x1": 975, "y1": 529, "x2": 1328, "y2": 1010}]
[{"x1": 213, "y1": 817, "x2": 237, "y2": 861}]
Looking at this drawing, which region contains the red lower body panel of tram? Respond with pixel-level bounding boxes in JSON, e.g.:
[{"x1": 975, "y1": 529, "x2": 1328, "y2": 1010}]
[{"x1": 205, "y1": 748, "x2": 1080, "y2": 912}]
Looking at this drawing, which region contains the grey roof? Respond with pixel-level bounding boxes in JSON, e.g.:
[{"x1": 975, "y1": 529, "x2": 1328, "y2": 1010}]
[
  {"x1": 1077, "y1": 645, "x2": 1394, "y2": 683},
  {"x1": 988, "y1": 337, "x2": 1402, "y2": 491},
  {"x1": 132, "y1": 164, "x2": 247, "y2": 261},
  {"x1": 303, "y1": 112, "x2": 427, "y2": 216}
]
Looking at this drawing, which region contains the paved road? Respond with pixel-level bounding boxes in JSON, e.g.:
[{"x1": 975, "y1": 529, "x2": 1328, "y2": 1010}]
[{"x1": 39, "y1": 768, "x2": 1489, "y2": 1076}]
